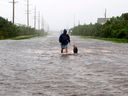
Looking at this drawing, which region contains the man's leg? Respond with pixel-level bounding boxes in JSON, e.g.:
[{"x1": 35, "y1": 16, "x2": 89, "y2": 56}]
[
  {"x1": 65, "y1": 48, "x2": 68, "y2": 53},
  {"x1": 61, "y1": 48, "x2": 63, "y2": 53}
]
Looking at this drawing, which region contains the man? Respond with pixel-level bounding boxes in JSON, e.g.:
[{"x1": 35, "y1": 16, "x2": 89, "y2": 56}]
[{"x1": 59, "y1": 29, "x2": 70, "y2": 53}]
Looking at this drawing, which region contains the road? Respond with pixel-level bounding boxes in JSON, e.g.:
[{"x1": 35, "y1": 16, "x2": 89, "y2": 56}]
[{"x1": 0, "y1": 35, "x2": 128, "y2": 96}]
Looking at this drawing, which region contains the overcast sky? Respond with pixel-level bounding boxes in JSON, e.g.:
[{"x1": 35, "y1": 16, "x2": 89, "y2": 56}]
[{"x1": 0, "y1": 0, "x2": 128, "y2": 31}]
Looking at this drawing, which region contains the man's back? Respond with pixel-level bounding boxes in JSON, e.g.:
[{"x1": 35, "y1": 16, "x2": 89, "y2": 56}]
[{"x1": 59, "y1": 33, "x2": 70, "y2": 45}]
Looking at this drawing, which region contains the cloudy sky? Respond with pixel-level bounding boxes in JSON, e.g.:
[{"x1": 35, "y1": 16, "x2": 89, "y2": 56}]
[{"x1": 0, "y1": 0, "x2": 128, "y2": 31}]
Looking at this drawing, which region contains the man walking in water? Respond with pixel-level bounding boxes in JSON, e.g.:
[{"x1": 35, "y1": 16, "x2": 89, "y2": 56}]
[{"x1": 59, "y1": 29, "x2": 70, "y2": 53}]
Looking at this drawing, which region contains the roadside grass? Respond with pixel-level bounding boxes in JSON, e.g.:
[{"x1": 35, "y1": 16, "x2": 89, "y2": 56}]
[
  {"x1": 0, "y1": 33, "x2": 48, "y2": 40},
  {"x1": 98, "y1": 38, "x2": 128, "y2": 43},
  {"x1": 81, "y1": 36, "x2": 128, "y2": 43},
  {"x1": 10, "y1": 35, "x2": 38, "y2": 40},
  {"x1": 11, "y1": 33, "x2": 48, "y2": 40}
]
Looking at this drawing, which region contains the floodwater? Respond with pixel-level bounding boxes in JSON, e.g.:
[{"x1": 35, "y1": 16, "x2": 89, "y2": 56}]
[{"x1": 0, "y1": 35, "x2": 128, "y2": 96}]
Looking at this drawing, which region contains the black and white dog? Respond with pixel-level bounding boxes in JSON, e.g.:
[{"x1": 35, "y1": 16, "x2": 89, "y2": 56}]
[{"x1": 73, "y1": 45, "x2": 78, "y2": 54}]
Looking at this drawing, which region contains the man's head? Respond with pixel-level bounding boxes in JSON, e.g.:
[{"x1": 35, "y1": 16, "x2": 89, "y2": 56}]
[{"x1": 63, "y1": 29, "x2": 67, "y2": 34}]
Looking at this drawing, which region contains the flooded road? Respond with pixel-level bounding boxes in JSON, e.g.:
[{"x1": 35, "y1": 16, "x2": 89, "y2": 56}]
[{"x1": 0, "y1": 35, "x2": 128, "y2": 96}]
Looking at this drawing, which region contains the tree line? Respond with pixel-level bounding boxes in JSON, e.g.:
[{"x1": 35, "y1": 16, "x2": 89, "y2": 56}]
[
  {"x1": 71, "y1": 13, "x2": 128, "y2": 39},
  {"x1": 0, "y1": 17, "x2": 45, "y2": 39}
]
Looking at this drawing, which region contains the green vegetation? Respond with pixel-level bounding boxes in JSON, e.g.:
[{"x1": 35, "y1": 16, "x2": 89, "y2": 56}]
[
  {"x1": 99, "y1": 38, "x2": 128, "y2": 43},
  {"x1": 71, "y1": 13, "x2": 128, "y2": 43},
  {"x1": 11, "y1": 35, "x2": 38, "y2": 40},
  {"x1": 81, "y1": 36, "x2": 128, "y2": 43},
  {"x1": 0, "y1": 17, "x2": 46, "y2": 40}
]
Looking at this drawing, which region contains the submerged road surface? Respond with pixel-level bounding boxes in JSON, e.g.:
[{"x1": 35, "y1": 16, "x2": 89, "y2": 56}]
[{"x1": 0, "y1": 35, "x2": 128, "y2": 96}]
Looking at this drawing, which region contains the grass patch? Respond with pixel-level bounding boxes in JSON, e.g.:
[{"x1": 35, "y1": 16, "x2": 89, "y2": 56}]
[
  {"x1": 81, "y1": 36, "x2": 128, "y2": 43},
  {"x1": 98, "y1": 38, "x2": 128, "y2": 43},
  {"x1": 11, "y1": 35, "x2": 39, "y2": 40}
]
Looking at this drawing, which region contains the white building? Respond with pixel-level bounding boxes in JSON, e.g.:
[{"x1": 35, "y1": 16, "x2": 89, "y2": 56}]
[{"x1": 97, "y1": 18, "x2": 110, "y2": 25}]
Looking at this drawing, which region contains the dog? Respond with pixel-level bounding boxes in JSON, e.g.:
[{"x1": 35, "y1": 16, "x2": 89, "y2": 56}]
[{"x1": 73, "y1": 45, "x2": 78, "y2": 54}]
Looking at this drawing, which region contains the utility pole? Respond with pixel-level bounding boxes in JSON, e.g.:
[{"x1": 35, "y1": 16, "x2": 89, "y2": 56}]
[
  {"x1": 47, "y1": 24, "x2": 50, "y2": 32},
  {"x1": 74, "y1": 14, "x2": 76, "y2": 27},
  {"x1": 34, "y1": 6, "x2": 36, "y2": 29},
  {"x1": 78, "y1": 20, "x2": 80, "y2": 25},
  {"x1": 26, "y1": 0, "x2": 30, "y2": 26},
  {"x1": 10, "y1": 0, "x2": 17, "y2": 24},
  {"x1": 41, "y1": 16, "x2": 44, "y2": 30},
  {"x1": 12, "y1": 0, "x2": 15, "y2": 24},
  {"x1": 38, "y1": 12, "x2": 40, "y2": 30},
  {"x1": 105, "y1": 8, "x2": 107, "y2": 18}
]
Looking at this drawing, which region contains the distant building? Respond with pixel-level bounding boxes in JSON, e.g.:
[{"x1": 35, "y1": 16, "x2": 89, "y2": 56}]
[
  {"x1": 97, "y1": 9, "x2": 110, "y2": 24},
  {"x1": 97, "y1": 18, "x2": 110, "y2": 25}
]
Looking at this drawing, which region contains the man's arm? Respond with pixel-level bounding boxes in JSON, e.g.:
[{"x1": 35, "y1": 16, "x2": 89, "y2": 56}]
[
  {"x1": 59, "y1": 35, "x2": 62, "y2": 43},
  {"x1": 67, "y1": 34, "x2": 70, "y2": 43}
]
